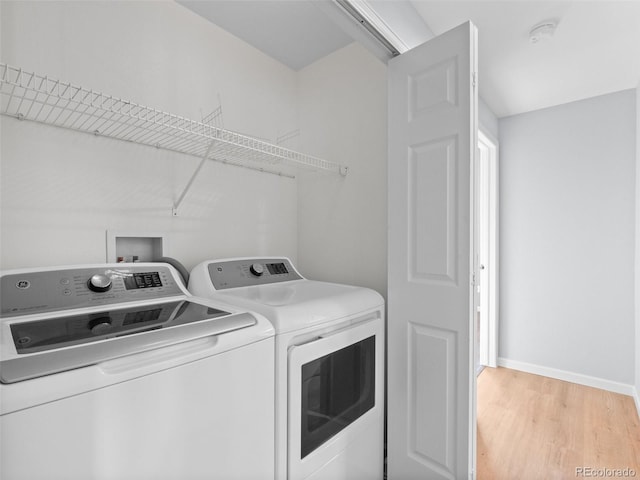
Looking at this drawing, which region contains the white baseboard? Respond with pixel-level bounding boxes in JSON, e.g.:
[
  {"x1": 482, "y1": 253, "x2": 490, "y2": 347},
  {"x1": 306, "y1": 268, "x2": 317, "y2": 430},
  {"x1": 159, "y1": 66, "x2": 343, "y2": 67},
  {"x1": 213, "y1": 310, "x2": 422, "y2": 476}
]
[
  {"x1": 634, "y1": 387, "x2": 640, "y2": 420},
  {"x1": 497, "y1": 357, "x2": 635, "y2": 397}
]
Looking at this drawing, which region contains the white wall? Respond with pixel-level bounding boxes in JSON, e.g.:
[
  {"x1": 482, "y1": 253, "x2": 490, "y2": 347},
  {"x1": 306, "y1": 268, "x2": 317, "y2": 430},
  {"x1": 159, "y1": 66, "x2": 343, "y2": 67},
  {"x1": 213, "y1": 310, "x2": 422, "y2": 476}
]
[
  {"x1": 294, "y1": 42, "x2": 498, "y2": 299},
  {"x1": 479, "y1": 97, "x2": 499, "y2": 140},
  {"x1": 499, "y1": 90, "x2": 637, "y2": 388},
  {"x1": 296, "y1": 43, "x2": 387, "y2": 296},
  {"x1": 0, "y1": 1, "x2": 299, "y2": 271}
]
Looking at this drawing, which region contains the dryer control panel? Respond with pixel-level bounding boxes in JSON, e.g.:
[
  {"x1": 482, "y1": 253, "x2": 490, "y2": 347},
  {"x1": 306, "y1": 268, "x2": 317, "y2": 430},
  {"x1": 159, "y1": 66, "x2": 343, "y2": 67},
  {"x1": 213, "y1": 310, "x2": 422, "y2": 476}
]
[
  {"x1": 1, "y1": 264, "x2": 183, "y2": 318},
  {"x1": 206, "y1": 258, "x2": 302, "y2": 290}
]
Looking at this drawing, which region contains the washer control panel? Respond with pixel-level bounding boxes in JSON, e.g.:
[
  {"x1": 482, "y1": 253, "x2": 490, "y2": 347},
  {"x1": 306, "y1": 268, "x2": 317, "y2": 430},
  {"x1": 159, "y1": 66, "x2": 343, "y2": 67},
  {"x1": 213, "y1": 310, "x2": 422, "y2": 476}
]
[
  {"x1": 1, "y1": 264, "x2": 183, "y2": 318},
  {"x1": 207, "y1": 258, "x2": 302, "y2": 290}
]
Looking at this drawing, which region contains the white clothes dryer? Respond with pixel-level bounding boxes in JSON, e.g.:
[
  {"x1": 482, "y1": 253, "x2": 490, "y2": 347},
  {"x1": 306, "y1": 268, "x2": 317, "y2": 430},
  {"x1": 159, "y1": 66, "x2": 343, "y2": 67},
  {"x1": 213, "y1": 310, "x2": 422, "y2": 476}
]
[
  {"x1": 189, "y1": 257, "x2": 385, "y2": 480},
  {"x1": 1, "y1": 263, "x2": 275, "y2": 480}
]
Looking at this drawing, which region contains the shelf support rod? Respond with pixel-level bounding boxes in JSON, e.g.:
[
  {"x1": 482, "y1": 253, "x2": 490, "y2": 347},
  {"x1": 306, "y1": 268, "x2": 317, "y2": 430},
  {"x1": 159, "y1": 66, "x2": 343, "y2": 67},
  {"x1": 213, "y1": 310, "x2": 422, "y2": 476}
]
[{"x1": 172, "y1": 139, "x2": 216, "y2": 216}]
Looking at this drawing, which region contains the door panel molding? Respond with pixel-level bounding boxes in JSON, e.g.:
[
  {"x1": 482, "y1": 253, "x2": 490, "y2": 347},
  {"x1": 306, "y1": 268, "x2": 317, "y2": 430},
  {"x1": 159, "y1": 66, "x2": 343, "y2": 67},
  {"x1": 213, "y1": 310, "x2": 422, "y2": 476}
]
[
  {"x1": 408, "y1": 135, "x2": 459, "y2": 285},
  {"x1": 408, "y1": 323, "x2": 457, "y2": 475}
]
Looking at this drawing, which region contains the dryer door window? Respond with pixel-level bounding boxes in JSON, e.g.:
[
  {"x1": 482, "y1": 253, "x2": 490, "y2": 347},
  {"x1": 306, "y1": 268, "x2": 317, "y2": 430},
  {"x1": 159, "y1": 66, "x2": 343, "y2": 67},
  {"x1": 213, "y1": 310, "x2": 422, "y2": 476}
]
[
  {"x1": 287, "y1": 316, "x2": 383, "y2": 480},
  {"x1": 300, "y1": 335, "x2": 375, "y2": 458}
]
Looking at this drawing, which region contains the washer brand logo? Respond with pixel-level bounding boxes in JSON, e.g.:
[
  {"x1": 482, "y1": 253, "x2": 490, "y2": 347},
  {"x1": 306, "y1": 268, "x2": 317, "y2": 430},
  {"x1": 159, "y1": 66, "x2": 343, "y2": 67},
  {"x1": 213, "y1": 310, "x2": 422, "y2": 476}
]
[{"x1": 15, "y1": 280, "x2": 31, "y2": 290}]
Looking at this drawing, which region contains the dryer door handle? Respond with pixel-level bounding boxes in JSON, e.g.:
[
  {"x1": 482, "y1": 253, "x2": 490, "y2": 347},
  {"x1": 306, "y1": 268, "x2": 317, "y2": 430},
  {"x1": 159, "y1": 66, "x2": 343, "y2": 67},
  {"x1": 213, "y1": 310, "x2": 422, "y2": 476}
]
[
  {"x1": 296, "y1": 313, "x2": 380, "y2": 347},
  {"x1": 288, "y1": 315, "x2": 382, "y2": 362}
]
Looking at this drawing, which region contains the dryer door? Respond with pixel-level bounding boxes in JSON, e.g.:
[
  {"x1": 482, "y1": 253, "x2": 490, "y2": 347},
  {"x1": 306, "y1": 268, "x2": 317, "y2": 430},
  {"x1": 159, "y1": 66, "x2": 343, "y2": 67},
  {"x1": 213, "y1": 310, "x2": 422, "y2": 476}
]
[{"x1": 287, "y1": 316, "x2": 384, "y2": 480}]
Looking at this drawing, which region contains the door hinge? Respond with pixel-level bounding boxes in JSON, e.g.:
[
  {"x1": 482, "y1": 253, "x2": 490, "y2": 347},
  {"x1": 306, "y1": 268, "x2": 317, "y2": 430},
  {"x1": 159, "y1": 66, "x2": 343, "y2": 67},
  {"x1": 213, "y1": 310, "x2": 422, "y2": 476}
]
[{"x1": 472, "y1": 72, "x2": 477, "y2": 89}]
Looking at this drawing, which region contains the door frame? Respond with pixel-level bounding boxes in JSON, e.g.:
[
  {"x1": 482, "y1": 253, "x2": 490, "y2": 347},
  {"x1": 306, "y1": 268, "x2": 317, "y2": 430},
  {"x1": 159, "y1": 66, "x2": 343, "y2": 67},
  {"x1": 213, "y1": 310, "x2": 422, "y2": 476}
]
[{"x1": 477, "y1": 127, "x2": 499, "y2": 368}]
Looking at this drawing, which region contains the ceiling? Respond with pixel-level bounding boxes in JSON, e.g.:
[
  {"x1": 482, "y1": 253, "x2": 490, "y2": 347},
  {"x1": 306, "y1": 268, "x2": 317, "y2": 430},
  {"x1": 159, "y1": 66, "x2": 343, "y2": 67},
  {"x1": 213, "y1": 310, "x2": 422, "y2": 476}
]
[
  {"x1": 178, "y1": 1, "x2": 354, "y2": 70},
  {"x1": 412, "y1": 1, "x2": 640, "y2": 117},
  {"x1": 178, "y1": 0, "x2": 640, "y2": 118}
]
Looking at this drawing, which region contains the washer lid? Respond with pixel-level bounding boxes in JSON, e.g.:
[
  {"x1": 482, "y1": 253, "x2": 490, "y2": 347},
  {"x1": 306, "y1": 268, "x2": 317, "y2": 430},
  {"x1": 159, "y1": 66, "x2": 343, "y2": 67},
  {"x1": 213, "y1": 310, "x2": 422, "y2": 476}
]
[
  {"x1": 9, "y1": 300, "x2": 229, "y2": 355},
  {"x1": 0, "y1": 307, "x2": 257, "y2": 384}
]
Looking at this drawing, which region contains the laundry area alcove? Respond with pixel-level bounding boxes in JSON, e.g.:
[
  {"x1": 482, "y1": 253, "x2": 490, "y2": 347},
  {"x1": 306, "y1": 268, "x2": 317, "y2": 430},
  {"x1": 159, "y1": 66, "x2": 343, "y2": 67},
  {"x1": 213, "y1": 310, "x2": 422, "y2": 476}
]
[{"x1": 1, "y1": 1, "x2": 639, "y2": 480}]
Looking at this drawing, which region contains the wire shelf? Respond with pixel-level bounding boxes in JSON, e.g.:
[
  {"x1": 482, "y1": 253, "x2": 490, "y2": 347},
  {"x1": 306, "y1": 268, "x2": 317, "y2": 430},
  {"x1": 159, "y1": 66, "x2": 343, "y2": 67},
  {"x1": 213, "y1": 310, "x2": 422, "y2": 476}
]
[{"x1": 0, "y1": 63, "x2": 347, "y2": 178}]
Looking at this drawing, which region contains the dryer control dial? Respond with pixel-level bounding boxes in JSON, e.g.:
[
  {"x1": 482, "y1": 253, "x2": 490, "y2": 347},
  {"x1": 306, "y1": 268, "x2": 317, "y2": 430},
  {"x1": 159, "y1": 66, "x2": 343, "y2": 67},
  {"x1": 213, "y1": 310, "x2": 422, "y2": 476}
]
[
  {"x1": 249, "y1": 263, "x2": 264, "y2": 277},
  {"x1": 87, "y1": 273, "x2": 112, "y2": 292}
]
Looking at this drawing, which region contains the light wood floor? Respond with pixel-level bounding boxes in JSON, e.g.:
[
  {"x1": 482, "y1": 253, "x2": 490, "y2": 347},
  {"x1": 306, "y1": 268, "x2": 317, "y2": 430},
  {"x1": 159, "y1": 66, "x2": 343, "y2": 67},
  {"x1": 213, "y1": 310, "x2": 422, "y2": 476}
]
[{"x1": 477, "y1": 367, "x2": 640, "y2": 480}]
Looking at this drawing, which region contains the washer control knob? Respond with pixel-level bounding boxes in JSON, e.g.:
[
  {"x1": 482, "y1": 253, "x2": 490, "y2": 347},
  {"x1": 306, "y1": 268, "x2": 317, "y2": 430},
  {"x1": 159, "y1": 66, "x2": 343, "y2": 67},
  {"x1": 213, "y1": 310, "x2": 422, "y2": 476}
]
[
  {"x1": 89, "y1": 317, "x2": 112, "y2": 335},
  {"x1": 88, "y1": 274, "x2": 112, "y2": 292},
  {"x1": 249, "y1": 263, "x2": 264, "y2": 277}
]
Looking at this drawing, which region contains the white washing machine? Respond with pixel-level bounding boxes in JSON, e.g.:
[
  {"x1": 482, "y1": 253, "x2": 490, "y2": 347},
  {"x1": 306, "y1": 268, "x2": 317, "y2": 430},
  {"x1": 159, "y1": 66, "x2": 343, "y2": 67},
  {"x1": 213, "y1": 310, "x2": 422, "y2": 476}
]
[
  {"x1": 0, "y1": 262, "x2": 275, "y2": 480},
  {"x1": 189, "y1": 257, "x2": 385, "y2": 480}
]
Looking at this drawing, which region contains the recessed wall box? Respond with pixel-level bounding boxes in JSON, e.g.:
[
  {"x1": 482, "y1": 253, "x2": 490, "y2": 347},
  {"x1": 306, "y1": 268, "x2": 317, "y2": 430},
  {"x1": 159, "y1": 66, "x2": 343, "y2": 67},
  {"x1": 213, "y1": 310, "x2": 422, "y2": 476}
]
[{"x1": 106, "y1": 231, "x2": 166, "y2": 263}]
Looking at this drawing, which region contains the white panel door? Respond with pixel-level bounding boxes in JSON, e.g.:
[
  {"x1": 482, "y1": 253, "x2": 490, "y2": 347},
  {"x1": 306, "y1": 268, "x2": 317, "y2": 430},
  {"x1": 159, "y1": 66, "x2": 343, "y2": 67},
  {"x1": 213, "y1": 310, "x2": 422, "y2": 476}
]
[{"x1": 387, "y1": 22, "x2": 478, "y2": 480}]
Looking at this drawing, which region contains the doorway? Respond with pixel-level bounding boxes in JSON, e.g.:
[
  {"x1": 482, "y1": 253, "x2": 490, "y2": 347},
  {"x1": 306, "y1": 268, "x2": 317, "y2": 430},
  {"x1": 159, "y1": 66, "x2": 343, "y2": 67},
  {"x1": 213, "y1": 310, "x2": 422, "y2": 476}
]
[{"x1": 476, "y1": 128, "x2": 499, "y2": 373}]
